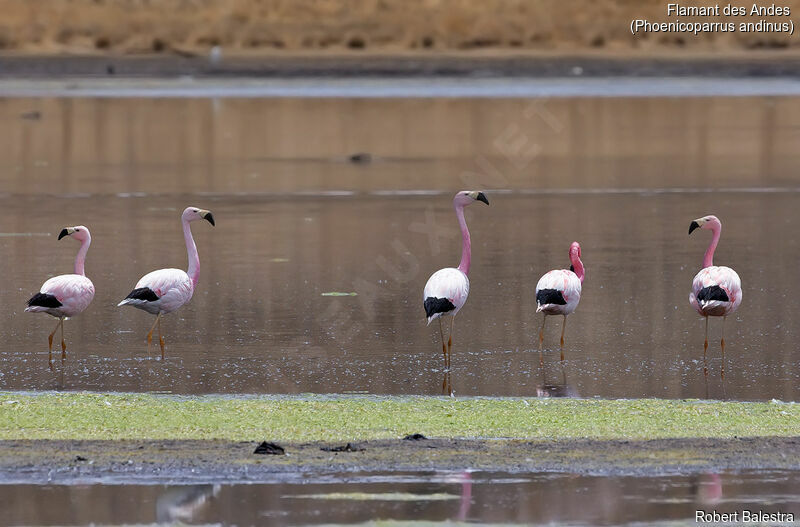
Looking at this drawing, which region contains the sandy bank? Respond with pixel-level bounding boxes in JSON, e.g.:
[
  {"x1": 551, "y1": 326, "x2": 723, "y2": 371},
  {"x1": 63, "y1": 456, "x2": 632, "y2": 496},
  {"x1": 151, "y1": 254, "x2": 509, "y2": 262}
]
[{"x1": 0, "y1": 0, "x2": 797, "y2": 57}]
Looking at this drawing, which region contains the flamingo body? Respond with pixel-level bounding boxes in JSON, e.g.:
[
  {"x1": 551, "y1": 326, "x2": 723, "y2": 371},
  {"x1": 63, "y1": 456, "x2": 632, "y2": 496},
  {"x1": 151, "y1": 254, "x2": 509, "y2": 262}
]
[
  {"x1": 26, "y1": 274, "x2": 95, "y2": 318},
  {"x1": 118, "y1": 206, "x2": 214, "y2": 354},
  {"x1": 535, "y1": 242, "x2": 584, "y2": 362},
  {"x1": 687, "y1": 214, "x2": 741, "y2": 378},
  {"x1": 119, "y1": 268, "x2": 193, "y2": 315},
  {"x1": 422, "y1": 190, "x2": 488, "y2": 382},
  {"x1": 689, "y1": 265, "x2": 742, "y2": 317},
  {"x1": 25, "y1": 225, "x2": 94, "y2": 358},
  {"x1": 535, "y1": 269, "x2": 581, "y2": 316},
  {"x1": 423, "y1": 267, "x2": 469, "y2": 324}
]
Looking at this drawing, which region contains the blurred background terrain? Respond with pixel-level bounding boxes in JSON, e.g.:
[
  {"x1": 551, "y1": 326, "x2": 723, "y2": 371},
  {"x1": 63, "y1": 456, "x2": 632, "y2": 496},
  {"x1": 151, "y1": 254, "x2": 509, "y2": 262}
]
[{"x1": 0, "y1": 0, "x2": 797, "y2": 57}]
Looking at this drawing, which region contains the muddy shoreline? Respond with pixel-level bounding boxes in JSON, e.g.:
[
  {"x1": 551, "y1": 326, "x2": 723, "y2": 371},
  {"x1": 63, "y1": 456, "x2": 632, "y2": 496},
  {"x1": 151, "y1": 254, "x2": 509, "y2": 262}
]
[{"x1": 2, "y1": 437, "x2": 798, "y2": 484}]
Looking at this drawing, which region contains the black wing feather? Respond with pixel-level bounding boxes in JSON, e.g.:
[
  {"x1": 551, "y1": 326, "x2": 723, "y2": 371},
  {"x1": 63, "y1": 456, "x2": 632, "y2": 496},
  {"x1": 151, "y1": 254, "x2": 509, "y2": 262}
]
[
  {"x1": 697, "y1": 285, "x2": 729, "y2": 303},
  {"x1": 27, "y1": 292, "x2": 62, "y2": 308},
  {"x1": 536, "y1": 288, "x2": 567, "y2": 306},
  {"x1": 424, "y1": 297, "x2": 456, "y2": 318},
  {"x1": 124, "y1": 287, "x2": 160, "y2": 302}
]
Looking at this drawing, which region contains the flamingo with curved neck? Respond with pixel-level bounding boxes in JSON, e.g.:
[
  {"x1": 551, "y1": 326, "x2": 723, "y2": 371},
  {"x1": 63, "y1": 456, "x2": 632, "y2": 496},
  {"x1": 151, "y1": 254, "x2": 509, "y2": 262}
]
[
  {"x1": 423, "y1": 191, "x2": 489, "y2": 387},
  {"x1": 25, "y1": 225, "x2": 96, "y2": 364},
  {"x1": 535, "y1": 241, "x2": 585, "y2": 363},
  {"x1": 118, "y1": 206, "x2": 215, "y2": 357},
  {"x1": 688, "y1": 214, "x2": 742, "y2": 379}
]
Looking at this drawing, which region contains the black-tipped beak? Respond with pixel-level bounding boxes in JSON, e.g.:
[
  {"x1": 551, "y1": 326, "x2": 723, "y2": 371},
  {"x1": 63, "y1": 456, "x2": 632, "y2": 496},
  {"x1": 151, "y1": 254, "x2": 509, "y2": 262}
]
[
  {"x1": 203, "y1": 212, "x2": 215, "y2": 226},
  {"x1": 476, "y1": 192, "x2": 489, "y2": 205},
  {"x1": 57, "y1": 228, "x2": 70, "y2": 240},
  {"x1": 688, "y1": 221, "x2": 700, "y2": 235}
]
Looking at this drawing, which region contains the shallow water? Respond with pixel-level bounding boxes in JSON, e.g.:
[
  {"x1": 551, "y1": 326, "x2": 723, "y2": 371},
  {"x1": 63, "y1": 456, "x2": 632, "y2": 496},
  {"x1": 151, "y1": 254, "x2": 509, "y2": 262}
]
[
  {"x1": 1, "y1": 470, "x2": 798, "y2": 526},
  {"x1": 1, "y1": 95, "x2": 799, "y2": 400}
]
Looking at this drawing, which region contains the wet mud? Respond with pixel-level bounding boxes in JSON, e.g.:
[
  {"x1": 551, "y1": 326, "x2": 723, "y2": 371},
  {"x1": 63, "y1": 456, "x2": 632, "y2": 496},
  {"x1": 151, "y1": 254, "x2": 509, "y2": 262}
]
[{"x1": 1, "y1": 437, "x2": 798, "y2": 484}]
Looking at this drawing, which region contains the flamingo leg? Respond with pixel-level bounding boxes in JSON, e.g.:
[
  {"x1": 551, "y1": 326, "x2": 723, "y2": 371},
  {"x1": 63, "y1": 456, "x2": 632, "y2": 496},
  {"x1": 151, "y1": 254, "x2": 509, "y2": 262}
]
[
  {"x1": 448, "y1": 316, "x2": 455, "y2": 370},
  {"x1": 438, "y1": 318, "x2": 447, "y2": 368},
  {"x1": 538, "y1": 315, "x2": 547, "y2": 366},
  {"x1": 146, "y1": 313, "x2": 161, "y2": 355},
  {"x1": 60, "y1": 317, "x2": 67, "y2": 360},
  {"x1": 703, "y1": 316, "x2": 709, "y2": 378},
  {"x1": 158, "y1": 314, "x2": 165, "y2": 359},
  {"x1": 560, "y1": 315, "x2": 567, "y2": 362},
  {"x1": 720, "y1": 316, "x2": 726, "y2": 380},
  {"x1": 47, "y1": 318, "x2": 61, "y2": 353}
]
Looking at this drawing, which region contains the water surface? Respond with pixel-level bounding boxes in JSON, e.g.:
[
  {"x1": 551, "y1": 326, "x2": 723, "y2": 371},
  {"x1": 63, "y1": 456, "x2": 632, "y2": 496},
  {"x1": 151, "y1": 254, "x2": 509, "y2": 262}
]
[
  {"x1": 1, "y1": 470, "x2": 797, "y2": 526},
  {"x1": 0, "y1": 95, "x2": 798, "y2": 400}
]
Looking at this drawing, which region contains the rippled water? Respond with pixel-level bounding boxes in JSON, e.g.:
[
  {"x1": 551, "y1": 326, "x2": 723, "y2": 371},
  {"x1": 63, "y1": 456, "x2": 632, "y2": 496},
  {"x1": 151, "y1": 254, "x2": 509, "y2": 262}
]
[
  {"x1": 1, "y1": 470, "x2": 798, "y2": 526},
  {"x1": 1, "y1": 95, "x2": 799, "y2": 400}
]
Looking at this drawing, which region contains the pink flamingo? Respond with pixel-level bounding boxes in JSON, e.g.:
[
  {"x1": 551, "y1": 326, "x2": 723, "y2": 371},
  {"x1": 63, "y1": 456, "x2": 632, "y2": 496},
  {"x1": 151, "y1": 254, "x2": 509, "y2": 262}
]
[
  {"x1": 118, "y1": 207, "x2": 215, "y2": 356},
  {"x1": 688, "y1": 215, "x2": 742, "y2": 378},
  {"x1": 423, "y1": 191, "x2": 489, "y2": 371},
  {"x1": 535, "y1": 242, "x2": 584, "y2": 362},
  {"x1": 25, "y1": 226, "x2": 95, "y2": 363}
]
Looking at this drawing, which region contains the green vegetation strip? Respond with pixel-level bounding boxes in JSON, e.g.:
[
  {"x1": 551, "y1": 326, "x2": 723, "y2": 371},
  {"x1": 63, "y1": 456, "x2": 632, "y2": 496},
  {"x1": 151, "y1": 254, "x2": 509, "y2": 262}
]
[{"x1": 0, "y1": 393, "x2": 797, "y2": 441}]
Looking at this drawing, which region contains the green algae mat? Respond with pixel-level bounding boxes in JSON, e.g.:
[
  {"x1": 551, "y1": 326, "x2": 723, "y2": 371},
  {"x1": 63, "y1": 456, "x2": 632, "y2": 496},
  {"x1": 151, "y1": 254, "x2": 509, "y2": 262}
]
[{"x1": 0, "y1": 393, "x2": 797, "y2": 441}]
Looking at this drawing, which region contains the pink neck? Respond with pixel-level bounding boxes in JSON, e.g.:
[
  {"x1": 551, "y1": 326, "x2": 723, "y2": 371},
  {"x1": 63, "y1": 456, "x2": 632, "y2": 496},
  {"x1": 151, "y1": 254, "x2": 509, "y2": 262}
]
[
  {"x1": 455, "y1": 202, "x2": 472, "y2": 275},
  {"x1": 74, "y1": 237, "x2": 90, "y2": 276},
  {"x1": 570, "y1": 252, "x2": 585, "y2": 283},
  {"x1": 183, "y1": 219, "x2": 200, "y2": 285},
  {"x1": 703, "y1": 221, "x2": 721, "y2": 268}
]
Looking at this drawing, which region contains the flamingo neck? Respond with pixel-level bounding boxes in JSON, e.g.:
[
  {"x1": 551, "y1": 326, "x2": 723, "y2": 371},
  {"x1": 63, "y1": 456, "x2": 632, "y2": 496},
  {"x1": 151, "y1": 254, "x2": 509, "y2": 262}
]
[
  {"x1": 74, "y1": 237, "x2": 90, "y2": 276},
  {"x1": 183, "y1": 219, "x2": 200, "y2": 285},
  {"x1": 455, "y1": 203, "x2": 472, "y2": 275},
  {"x1": 703, "y1": 222, "x2": 721, "y2": 268},
  {"x1": 570, "y1": 252, "x2": 585, "y2": 283}
]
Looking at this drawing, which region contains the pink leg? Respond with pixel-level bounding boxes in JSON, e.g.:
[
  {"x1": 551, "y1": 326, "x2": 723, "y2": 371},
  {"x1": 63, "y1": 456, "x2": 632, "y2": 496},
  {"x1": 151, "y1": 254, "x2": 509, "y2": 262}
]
[
  {"x1": 158, "y1": 315, "x2": 165, "y2": 359},
  {"x1": 703, "y1": 316, "x2": 709, "y2": 378},
  {"x1": 146, "y1": 313, "x2": 161, "y2": 355},
  {"x1": 438, "y1": 318, "x2": 447, "y2": 369},
  {"x1": 538, "y1": 315, "x2": 547, "y2": 366},
  {"x1": 720, "y1": 316, "x2": 726, "y2": 380},
  {"x1": 60, "y1": 318, "x2": 67, "y2": 361},
  {"x1": 448, "y1": 316, "x2": 455, "y2": 370}
]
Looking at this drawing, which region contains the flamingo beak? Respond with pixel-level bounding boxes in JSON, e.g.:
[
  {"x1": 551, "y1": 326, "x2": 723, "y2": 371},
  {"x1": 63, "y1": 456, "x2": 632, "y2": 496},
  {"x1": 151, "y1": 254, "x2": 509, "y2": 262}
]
[
  {"x1": 688, "y1": 220, "x2": 700, "y2": 235},
  {"x1": 476, "y1": 192, "x2": 489, "y2": 205},
  {"x1": 57, "y1": 227, "x2": 74, "y2": 240},
  {"x1": 200, "y1": 210, "x2": 215, "y2": 226}
]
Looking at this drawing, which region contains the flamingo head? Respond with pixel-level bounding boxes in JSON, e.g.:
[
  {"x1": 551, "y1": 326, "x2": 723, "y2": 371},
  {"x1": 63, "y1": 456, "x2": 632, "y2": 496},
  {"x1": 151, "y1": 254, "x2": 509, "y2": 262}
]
[
  {"x1": 58, "y1": 225, "x2": 91, "y2": 243},
  {"x1": 569, "y1": 241, "x2": 581, "y2": 260},
  {"x1": 182, "y1": 206, "x2": 215, "y2": 226},
  {"x1": 689, "y1": 215, "x2": 720, "y2": 235},
  {"x1": 454, "y1": 190, "x2": 489, "y2": 207}
]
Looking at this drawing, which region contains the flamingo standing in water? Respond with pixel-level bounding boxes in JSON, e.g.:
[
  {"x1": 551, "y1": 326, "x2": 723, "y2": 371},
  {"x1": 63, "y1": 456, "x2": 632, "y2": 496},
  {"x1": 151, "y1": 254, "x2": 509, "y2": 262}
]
[
  {"x1": 688, "y1": 215, "x2": 742, "y2": 378},
  {"x1": 423, "y1": 191, "x2": 489, "y2": 372},
  {"x1": 118, "y1": 207, "x2": 215, "y2": 356},
  {"x1": 25, "y1": 226, "x2": 95, "y2": 363},
  {"x1": 535, "y1": 242, "x2": 584, "y2": 363}
]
